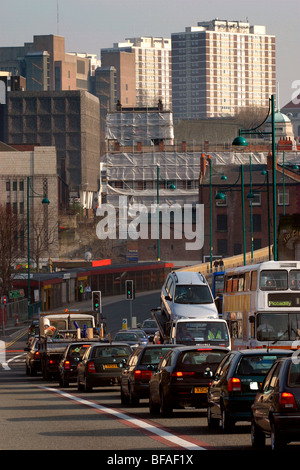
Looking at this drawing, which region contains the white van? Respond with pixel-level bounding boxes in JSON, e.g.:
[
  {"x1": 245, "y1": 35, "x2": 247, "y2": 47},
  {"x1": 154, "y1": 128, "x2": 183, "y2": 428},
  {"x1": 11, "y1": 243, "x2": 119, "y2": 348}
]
[{"x1": 161, "y1": 271, "x2": 218, "y2": 320}]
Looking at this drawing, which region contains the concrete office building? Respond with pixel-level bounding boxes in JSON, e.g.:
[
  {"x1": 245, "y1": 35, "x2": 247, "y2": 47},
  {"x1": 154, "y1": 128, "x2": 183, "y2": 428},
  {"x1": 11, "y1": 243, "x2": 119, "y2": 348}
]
[
  {"x1": 101, "y1": 37, "x2": 172, "y2": 109},
  {"x1": 172, "y1": 19, "x2": 276, "y2": 122},
  {"x1": 5, "y1": 90, "x2": 101, "y2": 204}
]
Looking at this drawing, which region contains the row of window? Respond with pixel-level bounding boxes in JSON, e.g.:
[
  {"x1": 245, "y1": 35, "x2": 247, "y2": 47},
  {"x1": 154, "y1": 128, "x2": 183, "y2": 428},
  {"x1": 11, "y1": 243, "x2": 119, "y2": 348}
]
[{"x1": 6, "y1": 180, "x2": 24, "y2": 191}]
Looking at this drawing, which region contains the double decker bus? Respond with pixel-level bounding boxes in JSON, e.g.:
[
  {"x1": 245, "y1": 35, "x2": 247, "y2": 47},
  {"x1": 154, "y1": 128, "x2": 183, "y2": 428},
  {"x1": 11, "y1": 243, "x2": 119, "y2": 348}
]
[
  {"x1": 222, "y1": 261, "x2": 300, "y2": 350},
  {"x1": 206, "y1": 271, "x2": 225, "y2": 316}
]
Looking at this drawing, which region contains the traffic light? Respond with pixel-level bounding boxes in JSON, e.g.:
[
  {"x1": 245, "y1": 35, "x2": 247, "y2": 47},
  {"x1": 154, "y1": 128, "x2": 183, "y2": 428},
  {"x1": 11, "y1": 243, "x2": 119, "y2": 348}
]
[
  {"x1": 92, "y1": 291, "x2": 101, "y2": 312},
  {"x1": 125, "y1": 280, "x2": 134, "y2": 300}
]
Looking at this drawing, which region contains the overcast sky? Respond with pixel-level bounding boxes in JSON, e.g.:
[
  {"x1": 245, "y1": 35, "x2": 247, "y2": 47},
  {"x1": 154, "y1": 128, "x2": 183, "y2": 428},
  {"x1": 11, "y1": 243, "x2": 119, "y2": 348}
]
[{"x1": 1, "y1": 0, "x2": 299, "y2": 106}]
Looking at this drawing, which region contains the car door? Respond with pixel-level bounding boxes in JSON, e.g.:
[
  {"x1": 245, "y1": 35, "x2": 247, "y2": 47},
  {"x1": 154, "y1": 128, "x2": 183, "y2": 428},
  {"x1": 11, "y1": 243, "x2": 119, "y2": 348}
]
[
  {"x1": 254, "y1": 362, "x2": 282, "y2": 432},
  {"x1": 208, "y1": 353, "x2": 236, "y2": 416}
]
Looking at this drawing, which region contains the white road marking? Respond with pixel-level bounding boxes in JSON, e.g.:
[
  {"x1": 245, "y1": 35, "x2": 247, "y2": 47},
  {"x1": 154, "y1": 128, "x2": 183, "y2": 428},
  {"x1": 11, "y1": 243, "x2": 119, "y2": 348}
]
[{"x1": 40, "y1": 386, "x2": 207, "y2": 451}]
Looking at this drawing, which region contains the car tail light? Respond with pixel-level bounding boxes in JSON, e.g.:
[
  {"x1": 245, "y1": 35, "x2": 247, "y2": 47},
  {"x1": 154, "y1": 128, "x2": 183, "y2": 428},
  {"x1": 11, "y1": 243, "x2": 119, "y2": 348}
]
[
  {"x1": 64, "y1": 360, "x2": 71, "y2": 370},
  {"x1": 228, "y1": 377, "x2": 242, "y2": 392},
  {"x1": 134, "y1": 370, "x2": 152, "y2": 380},
  {"x1": 33, "y1": 351, "x2": 39, "y2": 359},
  {"x1": 171, "y1": 371, "x2": 195, "y2": 377},
  {"x1": 88, "y1": 361, "x2": 96, "y2": 373},
  {"x1": 280, "y1": 392, "x2": 297, "y2": 409}
]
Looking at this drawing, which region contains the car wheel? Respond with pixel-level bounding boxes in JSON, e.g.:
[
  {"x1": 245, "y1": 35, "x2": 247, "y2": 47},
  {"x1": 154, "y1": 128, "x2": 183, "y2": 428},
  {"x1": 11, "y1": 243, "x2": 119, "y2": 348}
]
[
  {"x1": 77, "y1": 378, "x2": 84, "y2": 392},
  {"x1": 221, "y1": 407, "x2": 234, "y2": 433},
  {"x1": 120, "y1": 387, "x2": 129, "y2": 405},
  {"x1": 149, "y1": 394, "x2": 160, "y2": 415},
  {"x1": 271, "y1": 422, "x2": 286, "y2": 451},
  {"x1": 160, "y1": 391, "x2": 173, "y2": 417},
  {"x1": 129, "y1": 388, "x2": 139, "y2": 406},
  {"x1": 250, "y1": 419, "x2": 265, "y2": 448},
  {"x1": 207, "y1": 406, "x2": 219, "y2": 429},
  {"x1": 84, "y1": 376, "x2": 92, "y2": 392}
]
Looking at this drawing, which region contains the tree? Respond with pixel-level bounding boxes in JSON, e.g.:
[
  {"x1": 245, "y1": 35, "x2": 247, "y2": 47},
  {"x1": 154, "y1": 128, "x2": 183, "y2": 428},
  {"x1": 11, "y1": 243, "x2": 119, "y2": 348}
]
[
  {"x1": 0, "y1": 204, "x2": 22, "y2": 296},
  {"x1": 28, "y1": 205, "x2": 58, "y2": 272}
]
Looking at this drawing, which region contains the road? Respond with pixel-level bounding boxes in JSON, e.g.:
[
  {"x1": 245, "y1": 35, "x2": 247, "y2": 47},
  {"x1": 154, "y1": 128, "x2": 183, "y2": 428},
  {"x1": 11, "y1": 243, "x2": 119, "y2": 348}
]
[{"x1": 0, "y1": 291, "x2": 292, "y2": 459}]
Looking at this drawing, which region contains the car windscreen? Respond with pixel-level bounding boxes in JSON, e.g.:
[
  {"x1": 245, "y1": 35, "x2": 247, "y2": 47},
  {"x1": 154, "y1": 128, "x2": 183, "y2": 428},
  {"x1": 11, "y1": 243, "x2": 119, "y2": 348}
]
[
  {"x1": 68, "y1": 344, "x2": 91, "y2": 359},
  {"x1": 140, "y1": 347, "x2": 175, "y2": 365},
  {"x1": 179, "y1": 350, "x2": 227, "y2": 366},
  {"x1": 288, "y1": 362, "x2": 300, "y2": 387},
  {"x1": 174, "y1": 285, "x2": 213, "y2": 304},
  {"x1": 115, "y1": 333, "x2": 139, "y2": 341},
  {"x1": 92, "y1": 346, "x2": 131, "y2": 358},
  {"x1": 236, "y1": 355, "x2": 285, "y2": 376}
]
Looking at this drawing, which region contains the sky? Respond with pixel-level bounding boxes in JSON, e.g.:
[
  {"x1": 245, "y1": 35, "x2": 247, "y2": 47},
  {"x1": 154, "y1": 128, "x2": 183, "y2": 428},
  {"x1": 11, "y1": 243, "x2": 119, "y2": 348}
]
[{"x1": 1, "y1": 0, "x2": 299, "y2": 107}]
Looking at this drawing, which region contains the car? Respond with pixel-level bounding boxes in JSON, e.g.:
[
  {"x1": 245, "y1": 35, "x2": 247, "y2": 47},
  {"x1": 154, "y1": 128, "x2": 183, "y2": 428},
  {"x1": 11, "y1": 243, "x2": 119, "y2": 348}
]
[
  {"x1": 24, "y1": 337, "x2": 41, "y2": 376},
  {"x1": 149, "y1": 345, "x2": 227, "y2": 416},
  {"x1": 138, "y1": 318, "x2": 158, "y2": 342},
  {"x1": 114, "y1": 329, "x2": 149, "y2": 348},
  {"x1": 207, "y1": 349, "x2": 293, "y2": 432},
  {"x1": 120, "y1": 344, "x2": 178, "y2": 405},
  {"x1": 251, "y1": 356, "x2": 300, "y2": 450},
  {"x1": 58, "y1": 341, "x2": 95, "y2": 387},
  {"x1": 77, "y1": 342, "x2": 132, "y2": 392},
  {"x1": 161, "y1": 270, "x2": 218, "y2": 320}
]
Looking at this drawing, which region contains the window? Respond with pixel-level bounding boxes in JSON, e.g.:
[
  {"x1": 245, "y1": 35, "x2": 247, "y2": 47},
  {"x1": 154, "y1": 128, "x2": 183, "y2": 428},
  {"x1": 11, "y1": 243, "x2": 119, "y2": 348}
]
[
  {"x1": 278, "y1": 190, "x2": 289, "y2": 206},
  {"x1": 253, "y1": 214, "x2": 261, "y2": 232},
  {"x1": 13, "y1": 181, "x2": 17, "y2": 191},
  {"x1": 251, "y1": 192, "x2": 261, "y2": 206},
  {"x1": 6, "y1": 181, "x2": 10, "y2": 191},
  {"x1": 19, "y1": 180, "x2": 24, "y2": 191},
  {"x1": 217, "y1": 214, "x2": 227, "y2": 231}
]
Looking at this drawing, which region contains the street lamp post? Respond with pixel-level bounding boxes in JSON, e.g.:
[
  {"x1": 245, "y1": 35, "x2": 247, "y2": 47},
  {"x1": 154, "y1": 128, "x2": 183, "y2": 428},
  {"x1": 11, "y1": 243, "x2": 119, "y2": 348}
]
[
  {"x1": 156, "y1": 164, "x2": 176, "y2": 262},
  {"x1": 232, "y1": 94, "x2": 277, "y2": 260},
  {"x1": 27, "y1": 176, "x2": 50, "y2": 313},
  {"x1": 216, "y1": 164, "x2": 246, "y2": 266}
]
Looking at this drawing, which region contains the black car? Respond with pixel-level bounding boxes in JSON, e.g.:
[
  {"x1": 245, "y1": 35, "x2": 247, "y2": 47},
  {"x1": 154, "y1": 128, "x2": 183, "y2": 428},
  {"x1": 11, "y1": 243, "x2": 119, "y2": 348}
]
[
  {"x1": 24, "y1": 337, "x2": 41, "y2": 376},
  {"x1": 251, "y1": 356, "x2": 300, "y2": 450},
  {"x1": 138, "y1": 318, "x2": 158, "y2": 342},
  {"x1": 149, "y1": 346, "x2": 227, "y2": 416},
  {"x1": 120, "y1": 344, "x2": 177, "y2": 405},
  {"x1": 77, "y1": 342, "x2": 132, "y2": 392},
  {"x1": 58, "y1": 341, "x2": 94, "y2": 387},
  {"x1": 207, "y1": 349, "x2": 292, "y2": 432}
]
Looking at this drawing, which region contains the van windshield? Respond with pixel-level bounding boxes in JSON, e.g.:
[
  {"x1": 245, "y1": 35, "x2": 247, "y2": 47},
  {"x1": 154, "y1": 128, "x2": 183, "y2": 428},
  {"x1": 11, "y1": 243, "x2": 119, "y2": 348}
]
[
  {"x1": 177, "y1": 321, "x2": 229, "y2": 343},
  {"x1": 174, "y1": 285, "x2": 213, "y2": 304}
]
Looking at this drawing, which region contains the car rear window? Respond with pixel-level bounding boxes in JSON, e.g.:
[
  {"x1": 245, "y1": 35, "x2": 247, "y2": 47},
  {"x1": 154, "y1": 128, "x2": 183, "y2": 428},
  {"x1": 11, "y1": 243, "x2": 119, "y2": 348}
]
[
  {"x1": 68, "y1": 344, "x2": 91, "y2": 358},
  {"x1": 288, "y1": 362, "x2": 300, "y2": 387},
  {"x1": 236, "y1": 355, "x2": 282, "y2": 376},
  {"x1": 179, "y1": 350, "x2": 227, "y2": 366},
  {"x1": 140, "y1": 347, "x2": 174, "y2": 365},
  {"x1": 93, "y1": 346, "x2": 131, "y2": 358}
]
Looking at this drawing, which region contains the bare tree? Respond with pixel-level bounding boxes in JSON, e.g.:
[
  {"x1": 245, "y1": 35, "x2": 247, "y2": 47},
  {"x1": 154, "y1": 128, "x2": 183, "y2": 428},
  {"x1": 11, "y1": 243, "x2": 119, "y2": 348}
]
[
  {"x1": 28, "y1": 205, "x2": 58, "y2": 271},
  {"x1": 0, "y1": 205, "x2": 22, "y2": 296},
  {"x1": 234, "y1": 105, "x2": 270, "y2": 131}
]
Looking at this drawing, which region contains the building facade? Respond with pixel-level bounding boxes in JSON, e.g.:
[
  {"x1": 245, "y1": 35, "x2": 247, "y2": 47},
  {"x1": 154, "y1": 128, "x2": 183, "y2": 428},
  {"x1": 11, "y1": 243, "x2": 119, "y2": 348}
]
[
  {"x1": 0, "y1": 144, "x2": 59, "y2": 264},
  {"x1": 5, "y1": 90, "x2": 101, "y2": 200},
  {"x1": 172, "y1": 19, "x2": 276, "y2": 122},
  {"x1": 0, "y1": 35, "x2": 92, "y2": 92},
  {"x1": 101, "y1": 36, "x2": 172, "y2": 109}
]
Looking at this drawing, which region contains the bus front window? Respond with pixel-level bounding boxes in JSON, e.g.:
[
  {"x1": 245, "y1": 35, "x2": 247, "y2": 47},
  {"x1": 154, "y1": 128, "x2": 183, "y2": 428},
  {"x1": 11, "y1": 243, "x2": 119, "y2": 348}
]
[{"x1": 256, "y1": 313, "x2": 289, "y2": 341}]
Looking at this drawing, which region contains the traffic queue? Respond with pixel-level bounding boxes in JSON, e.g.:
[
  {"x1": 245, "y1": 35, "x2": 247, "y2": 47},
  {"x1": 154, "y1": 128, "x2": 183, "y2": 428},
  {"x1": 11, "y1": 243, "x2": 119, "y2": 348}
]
[{"x1": 24, "y1": 267, "x2": 300, "y2": 451}]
